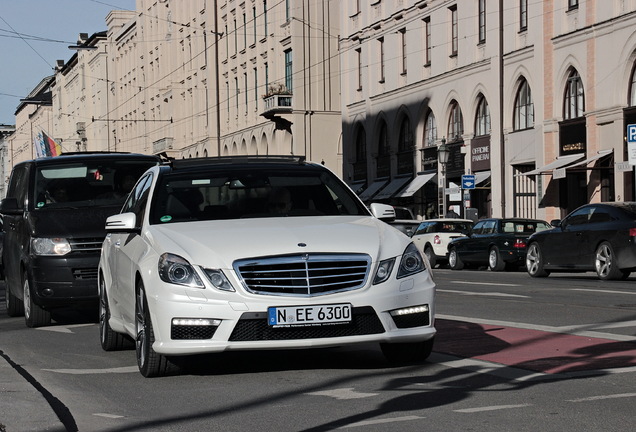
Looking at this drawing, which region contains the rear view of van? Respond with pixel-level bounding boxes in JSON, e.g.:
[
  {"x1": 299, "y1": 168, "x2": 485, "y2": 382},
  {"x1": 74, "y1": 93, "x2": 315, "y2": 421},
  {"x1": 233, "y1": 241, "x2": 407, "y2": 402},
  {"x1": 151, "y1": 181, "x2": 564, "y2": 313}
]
[{"x1": 1, "y1": 152, "x2": 160, "y2": 327}]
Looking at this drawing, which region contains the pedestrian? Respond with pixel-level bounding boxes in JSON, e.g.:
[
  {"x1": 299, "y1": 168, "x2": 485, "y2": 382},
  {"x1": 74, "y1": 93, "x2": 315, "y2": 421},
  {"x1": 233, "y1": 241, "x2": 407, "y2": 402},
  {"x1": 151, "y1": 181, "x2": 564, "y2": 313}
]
[{"x1": 446, "y1": 205, "x2": 460, "y2": 218}]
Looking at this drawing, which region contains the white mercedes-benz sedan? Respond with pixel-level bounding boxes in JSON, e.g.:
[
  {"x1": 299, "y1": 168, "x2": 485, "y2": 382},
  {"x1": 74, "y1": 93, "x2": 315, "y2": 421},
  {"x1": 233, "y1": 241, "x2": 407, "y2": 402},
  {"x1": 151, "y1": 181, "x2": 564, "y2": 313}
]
[{"x1": 98, "y1": 156, "x2": 436, "y2": 377}]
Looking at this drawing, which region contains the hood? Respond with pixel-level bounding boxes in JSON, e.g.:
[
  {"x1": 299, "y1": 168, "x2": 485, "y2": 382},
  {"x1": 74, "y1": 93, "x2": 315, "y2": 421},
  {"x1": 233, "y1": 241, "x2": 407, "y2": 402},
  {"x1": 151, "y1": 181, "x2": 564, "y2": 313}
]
[
  {"x1": 145, "y1": 216, "x2": 410, "y2": 269},
  {"x1": 28, "y1": 205, "x2": 122, "y2": 238}
]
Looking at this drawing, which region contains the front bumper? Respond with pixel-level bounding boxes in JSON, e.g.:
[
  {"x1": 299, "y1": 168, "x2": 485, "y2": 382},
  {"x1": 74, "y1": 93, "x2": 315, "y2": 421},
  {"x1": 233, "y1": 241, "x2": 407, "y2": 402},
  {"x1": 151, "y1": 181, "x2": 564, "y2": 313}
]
[{"x1": 145, "y1": 270, "x2": 436, "y2": 356}]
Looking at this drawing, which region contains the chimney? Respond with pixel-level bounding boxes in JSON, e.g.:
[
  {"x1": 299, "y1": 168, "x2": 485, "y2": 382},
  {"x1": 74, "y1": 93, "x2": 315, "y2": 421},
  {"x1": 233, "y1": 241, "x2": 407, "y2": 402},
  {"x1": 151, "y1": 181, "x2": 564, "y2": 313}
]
[{"x1": 78, "y1": 33, "x2": 89, "y2": 44}]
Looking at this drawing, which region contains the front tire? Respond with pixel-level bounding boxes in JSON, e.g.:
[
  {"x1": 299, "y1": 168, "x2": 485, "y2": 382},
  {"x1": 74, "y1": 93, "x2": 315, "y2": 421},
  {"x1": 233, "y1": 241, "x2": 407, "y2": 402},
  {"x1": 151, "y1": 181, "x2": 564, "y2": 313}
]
[
  {"x1": 488, "y1": 247, "x2": 506, "y2": 271},
  {"x1": 381, "y1": 338, "x2": 435, "y2": 364},
  {"x1": 5, "y1": 282, "x2": 24, "y2": 317},
  {"x1": 100, "y1": 278, "x2": 134, "y2": 351},
  {"x1": 526, "y1": 243, "x2": 549, "y2": 278},
  {"x1": 448, "y1": 247, "x2": 464, "y2": 270},
  {"x1": 595, "y1": 241, "x2": 623, "y2": 281},
  {"x1": 136, "y1": 282, "x2": 179, "y2": 377},
  {"x1": 23, "y1": 271, "x2": 51, "y2": 328}
]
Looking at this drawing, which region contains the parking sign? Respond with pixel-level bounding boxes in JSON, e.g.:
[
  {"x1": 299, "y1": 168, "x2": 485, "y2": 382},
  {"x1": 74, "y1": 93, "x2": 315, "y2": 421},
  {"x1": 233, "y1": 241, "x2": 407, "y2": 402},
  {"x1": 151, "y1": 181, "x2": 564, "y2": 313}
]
[{"x1": 628, "y1": 124, "x2": 636, "y2": 165}]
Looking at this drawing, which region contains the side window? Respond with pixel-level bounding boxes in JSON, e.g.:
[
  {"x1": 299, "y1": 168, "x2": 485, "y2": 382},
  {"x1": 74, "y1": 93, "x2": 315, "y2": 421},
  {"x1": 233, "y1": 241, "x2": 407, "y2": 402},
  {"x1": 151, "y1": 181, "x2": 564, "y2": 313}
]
[
  {"x1": 8, "y1": 165, "x2": 29, "y2": 209},
  {"x1": 482, "y1": 220, "x2": 497, "y2": 234},
  {"x1": 565, "y1": 207, "x2": 592, "y2": 226},
  {"x1": 472, "y1": 221, "x2": 485, "y2": 235},
  {"x1": 588, "y1": 208, "x2": 610, "y2": 224},
  {"x1": 414, "y1": 223, "x2": 429, "y2": 236}
]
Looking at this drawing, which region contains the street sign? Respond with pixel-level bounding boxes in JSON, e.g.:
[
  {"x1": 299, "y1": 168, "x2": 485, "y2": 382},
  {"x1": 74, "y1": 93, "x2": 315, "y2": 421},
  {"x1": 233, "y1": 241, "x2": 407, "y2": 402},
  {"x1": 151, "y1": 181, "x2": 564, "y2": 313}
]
[
  {"x1": 461, "y1": 174, "x2": 476, "y2": 189},
  {"x1": 627, "y1": 124, "x2": 636, "y2": 165}
]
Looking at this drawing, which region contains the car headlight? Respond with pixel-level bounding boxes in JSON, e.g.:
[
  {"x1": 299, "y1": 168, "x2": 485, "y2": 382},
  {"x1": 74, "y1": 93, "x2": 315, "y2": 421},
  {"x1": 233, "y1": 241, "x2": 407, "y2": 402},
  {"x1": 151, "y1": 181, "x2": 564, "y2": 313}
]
[
  {"x1": 158, "y1": 253, "x2": 204, "y2": 288},
  {"x1": 31, "y1": 237, "x2": 71, "y2": 256},
  {"x1": 202, "y1": 268, "x2": 235, "y2": 292},
  {"x1": 373, "y1": 258, "x2": 395, "y2": 285},
  {"x1": 397, "y1": 243, "x2": 426, "y2": 279}
]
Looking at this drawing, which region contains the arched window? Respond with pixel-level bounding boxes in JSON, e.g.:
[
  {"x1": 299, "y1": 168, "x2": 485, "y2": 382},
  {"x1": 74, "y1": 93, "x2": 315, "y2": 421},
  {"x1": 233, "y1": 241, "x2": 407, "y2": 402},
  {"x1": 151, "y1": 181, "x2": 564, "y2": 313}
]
[
  {"x1": 355, "y1": 125, "x2": 366, "y2": 161},
  {"x1": 424, "y1": 110, "x2": 437, "y2": 147},
  {"x1": 447, "y1": 100, "x2": 464, "y2": 141},
  {"x1": 564, "y1": 69, "x2": 584, "y2": 119},
  {"x1": 376, "y1": 120, "x2": 390, "y2": 177},
  {"x1": 475, "y1": 95, "x2": 490, "y2": 136},
  {"x1": 629, "y1": 63, "x2": 636, "y2": 106},
  {"x1": 378, "y1": 121, "x2": 389, "y2": 157},
  {"x1": 514, "y1": 78, "x2": 534, "y2": 130},
  {"x1": 398, "y1": 116, "x2": 413, "y2": 152}
]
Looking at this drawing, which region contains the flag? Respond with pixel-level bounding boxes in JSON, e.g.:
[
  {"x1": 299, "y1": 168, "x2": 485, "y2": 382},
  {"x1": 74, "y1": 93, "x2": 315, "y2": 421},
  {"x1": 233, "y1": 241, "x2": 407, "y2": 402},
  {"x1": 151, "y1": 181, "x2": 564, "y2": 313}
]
[{"x1": 41, "y1": 131, "x2": 62, "y2": 157}]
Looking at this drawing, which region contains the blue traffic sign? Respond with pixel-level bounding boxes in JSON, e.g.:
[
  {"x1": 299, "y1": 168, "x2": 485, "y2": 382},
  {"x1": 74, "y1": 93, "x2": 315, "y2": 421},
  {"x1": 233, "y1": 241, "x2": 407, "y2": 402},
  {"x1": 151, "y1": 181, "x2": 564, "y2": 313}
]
[
  {"x1": 462, "y1": 174, "x2": 476, "y2": 189},
  {"x1": 628, "y1": 124, "x2": 636, "y2": 143}
]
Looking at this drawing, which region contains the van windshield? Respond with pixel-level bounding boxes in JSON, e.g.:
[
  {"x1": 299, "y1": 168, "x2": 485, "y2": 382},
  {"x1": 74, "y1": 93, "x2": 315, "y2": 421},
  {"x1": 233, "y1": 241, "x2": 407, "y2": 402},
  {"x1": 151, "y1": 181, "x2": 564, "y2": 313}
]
[{"x1": 34, "y1": 159, "x2": 157, "y2": 209}]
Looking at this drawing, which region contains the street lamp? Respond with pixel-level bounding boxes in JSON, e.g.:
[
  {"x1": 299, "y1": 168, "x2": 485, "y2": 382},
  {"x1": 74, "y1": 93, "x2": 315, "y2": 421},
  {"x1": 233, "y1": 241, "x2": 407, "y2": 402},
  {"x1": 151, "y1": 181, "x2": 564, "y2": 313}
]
[{"x1": 437, "y1": 138, "x2": 450, "y2": 217}]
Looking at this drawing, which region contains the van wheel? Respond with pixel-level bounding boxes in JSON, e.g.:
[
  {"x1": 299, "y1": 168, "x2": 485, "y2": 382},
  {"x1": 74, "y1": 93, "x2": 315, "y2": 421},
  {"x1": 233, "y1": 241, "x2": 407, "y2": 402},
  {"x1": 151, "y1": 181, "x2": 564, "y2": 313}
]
[
  {"x1": 23, "y1": 271, "x2": 51, "y2": 328},
  {"x1": 5, "y1": 283, "x2": 24, "y2": 317}
]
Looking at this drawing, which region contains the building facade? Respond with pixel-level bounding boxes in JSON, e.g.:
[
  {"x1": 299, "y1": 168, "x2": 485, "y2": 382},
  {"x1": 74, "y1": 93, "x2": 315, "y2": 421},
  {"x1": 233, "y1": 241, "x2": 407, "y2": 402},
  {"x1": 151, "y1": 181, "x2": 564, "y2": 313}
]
[{"x1": 340, "y1": 0, "x2": 636, "y2": 221}]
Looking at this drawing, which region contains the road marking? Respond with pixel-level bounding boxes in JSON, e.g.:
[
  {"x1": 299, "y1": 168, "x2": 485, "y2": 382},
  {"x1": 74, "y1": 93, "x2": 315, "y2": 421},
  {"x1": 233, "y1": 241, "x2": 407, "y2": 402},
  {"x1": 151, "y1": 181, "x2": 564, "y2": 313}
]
[
  {"x1": 432, "y1": 354, "x2": 554, "y2": 382},
  {"x1": 42, "y1": 366, "x2": 138, "y2": 374},
  {"x1": 36, "y1": 324, "x2": 93, "y2": 334},
  {"x1": 450, "y1": 281, "x2": 521, "y2": 287},
  {"x1": 307, "y1": 388, "x2": 378, "y2": 400},
  {"x1": 339, "y1": 416, "x2": 423, "y2": 428},
  {"x1": 567, "y1": 393, "x2": 636, "y2": 403},
  {"x1": 455, "y1": 404, "x2": 532, "y2": 413},
  {"x1": 572, "y1": 288, "x2": 636, "y2": 296},
  {"x1": 438, "y1": 289, "x2": 529, "y2": 298},
  {"x1": 93, "y1": 413, "x2": 125, "y2": 419}
]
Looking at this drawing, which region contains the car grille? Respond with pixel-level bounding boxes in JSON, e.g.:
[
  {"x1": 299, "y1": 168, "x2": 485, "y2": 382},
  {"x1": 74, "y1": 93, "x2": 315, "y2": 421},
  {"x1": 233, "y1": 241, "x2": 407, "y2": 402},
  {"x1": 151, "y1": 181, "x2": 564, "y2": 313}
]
[
  {"x1": 70, "y1": 238, "x2": 103, "y2": 253},
  {"x1": 233, "y1": 254, "x2": 371, "y2": 296},
  {"x1": 72, "y1": 268, "x2": 98, "y2": 280},
  {"x1": 228, "y1": 307, "x2": 385, "y2": 341}
]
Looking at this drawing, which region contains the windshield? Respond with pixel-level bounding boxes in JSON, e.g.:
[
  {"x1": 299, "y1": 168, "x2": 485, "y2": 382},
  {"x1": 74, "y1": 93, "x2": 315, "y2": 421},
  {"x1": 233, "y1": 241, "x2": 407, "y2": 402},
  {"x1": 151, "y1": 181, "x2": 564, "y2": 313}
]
[
  {"x1": 34, "y1": 159, "x2": 157, "y2": 209},
  {"x1": 149, "y1": 167, "x2": 370, "y2": 224}
]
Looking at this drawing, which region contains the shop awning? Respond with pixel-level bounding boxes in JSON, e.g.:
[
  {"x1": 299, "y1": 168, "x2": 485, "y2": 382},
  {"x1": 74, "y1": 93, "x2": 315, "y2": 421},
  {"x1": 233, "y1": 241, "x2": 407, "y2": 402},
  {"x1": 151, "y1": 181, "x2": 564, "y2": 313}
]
[
  {"x1": 358, "y1": 180, "x2": 388, "y2": 201},
  {"x1": 374, "y1": 176, "x2": 412, "y2": 200},
  {"x1": 395, "y1": 172, "x2": 437, "y2": 198},
  {"x1": 566, "y1": 149, "x2": 613, "y2": 168},
  {"x1": 349, "y1": 181, "x2": 366, "y2": 195},
  {"x1": 474, "y1": 170, "x2": 491, "y2": 185},
  {"x1": 522, "y1": 153, "x2": 585, "y2": 176}
]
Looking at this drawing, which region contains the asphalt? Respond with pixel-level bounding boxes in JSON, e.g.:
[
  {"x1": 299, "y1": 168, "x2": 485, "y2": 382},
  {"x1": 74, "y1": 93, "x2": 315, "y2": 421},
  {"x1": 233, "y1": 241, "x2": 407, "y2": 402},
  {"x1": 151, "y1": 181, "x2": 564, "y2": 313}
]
[{"x1": 0, "y1": 350, "x2": 66, "y2": 432}]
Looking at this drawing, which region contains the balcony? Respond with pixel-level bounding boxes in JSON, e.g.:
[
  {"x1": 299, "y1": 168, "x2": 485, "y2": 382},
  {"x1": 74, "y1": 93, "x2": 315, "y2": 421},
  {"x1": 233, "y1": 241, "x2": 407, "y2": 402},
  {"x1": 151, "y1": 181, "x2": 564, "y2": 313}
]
[{"x1": 261, "y1": 93, "x2": 293, "y2": 118}]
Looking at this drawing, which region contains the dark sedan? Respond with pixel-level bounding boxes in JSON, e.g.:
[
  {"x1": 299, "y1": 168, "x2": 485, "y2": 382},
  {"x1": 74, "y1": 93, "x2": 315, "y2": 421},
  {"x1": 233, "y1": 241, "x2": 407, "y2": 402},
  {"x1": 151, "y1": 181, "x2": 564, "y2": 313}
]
[
  {"x1": 526, "y1": 202, "x2": 636, "y2": 280},
  {"x1": 448, "y1": 218, "x2": 551, "y2": 271}
]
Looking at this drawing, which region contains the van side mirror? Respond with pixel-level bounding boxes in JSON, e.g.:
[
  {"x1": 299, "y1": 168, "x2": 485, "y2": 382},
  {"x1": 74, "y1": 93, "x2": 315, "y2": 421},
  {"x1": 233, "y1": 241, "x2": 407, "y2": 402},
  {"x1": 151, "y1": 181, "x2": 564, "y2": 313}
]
[
  {"x1": 369, "y1": 203, "x2": 396, "y2": 221},
  {"x1": 0, "y1": 198, "x2": 22, "y2": 215}
]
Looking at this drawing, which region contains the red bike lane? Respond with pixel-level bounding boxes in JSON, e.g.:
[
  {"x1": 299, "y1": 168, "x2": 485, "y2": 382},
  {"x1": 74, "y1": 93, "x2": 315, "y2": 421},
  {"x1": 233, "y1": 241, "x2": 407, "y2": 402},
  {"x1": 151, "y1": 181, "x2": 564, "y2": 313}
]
[{"x1": 434, "y1": 319, "x2": 636, "y2": 375}]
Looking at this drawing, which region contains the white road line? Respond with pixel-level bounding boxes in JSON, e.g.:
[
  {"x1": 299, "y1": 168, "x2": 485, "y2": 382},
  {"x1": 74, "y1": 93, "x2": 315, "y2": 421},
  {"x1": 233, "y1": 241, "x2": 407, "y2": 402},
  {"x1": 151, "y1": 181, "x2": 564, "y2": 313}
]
[
  {"x1": 42, "y1": 366, "x2": 138, "y2": 374},
  {"x1": 307, "y1": 388, "x2": 378, "y2": 400},
  {"x1": 36, "y1": 324, "x2": 93, "y2": 334},
  {"x1": 437, "y1": 314, "x2": 636, "y2": 342},
  {"x1": 450, "y1": 281, "x2": 521, "y2": 287},
  {"x1": 455, "y1": 404, "x2": 532, "y2": 413},
  {"x1": 431, "y1": 354, "x2": 554, "y2": 382},
  {"x1": 339, "y1": 416, "x2": 423, "y2": 428},
  {"x1": 93, "y1": 413, "x2": 125, "y2": 419},
  {"x1": 567, "y1": 393, "x2": 636, "y2": 403},
  {"x1": 572, "y1": 288, "x2": 636, "y2": 296},
  {"x1": 438, "y1": 289, "x2": 529, "y2": 298}
]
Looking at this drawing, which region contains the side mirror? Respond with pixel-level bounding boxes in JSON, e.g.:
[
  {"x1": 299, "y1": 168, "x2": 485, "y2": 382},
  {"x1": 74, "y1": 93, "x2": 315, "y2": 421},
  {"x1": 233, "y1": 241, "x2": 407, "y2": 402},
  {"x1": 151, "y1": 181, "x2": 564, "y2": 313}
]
[
  {"x1": 369, "y1": 203, "x2": 396, "y2": 221},
  {"x1": 550, "y1": 219, "x2": 561, "y2": 228},
  {"x1": 0, "y1": 198, "x2": 22, "y2": 215},
  {"x1": 105, "y1": 212, "x2": 137, "y2": 232}
]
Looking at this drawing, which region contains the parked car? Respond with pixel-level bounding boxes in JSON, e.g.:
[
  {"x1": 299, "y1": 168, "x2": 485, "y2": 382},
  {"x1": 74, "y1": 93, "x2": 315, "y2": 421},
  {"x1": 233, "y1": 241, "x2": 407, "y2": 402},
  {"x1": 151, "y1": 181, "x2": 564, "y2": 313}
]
[
  {"x1": 526, "y1": 202, "x2": 636, "y2": 280},
  {"x1": 0, "y1": 152, "x2": 161, "y2": 327},
  {"x1": 411, "y1": 218, "x2": 473, "y2": 268},
  {"x1": 447, "y1": 218, "x2": 552, "y2": 271},
  {"x1": 99, "y1": 156, "x2": 436, "y2": 377}
]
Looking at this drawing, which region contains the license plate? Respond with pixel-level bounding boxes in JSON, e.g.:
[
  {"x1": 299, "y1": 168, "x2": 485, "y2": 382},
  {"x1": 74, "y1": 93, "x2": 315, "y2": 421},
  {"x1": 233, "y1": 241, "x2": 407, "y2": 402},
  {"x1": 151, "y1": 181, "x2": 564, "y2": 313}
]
[{"x1": 268, "y1": 303, "x2": 352, "y2": 327}]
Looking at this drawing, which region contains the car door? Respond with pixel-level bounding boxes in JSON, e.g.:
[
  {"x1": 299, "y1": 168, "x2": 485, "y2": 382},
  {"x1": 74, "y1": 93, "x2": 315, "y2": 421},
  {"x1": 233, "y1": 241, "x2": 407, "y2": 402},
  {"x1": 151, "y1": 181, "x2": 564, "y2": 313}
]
[
  {"x1": 112, "y1": 173, "x2": 154, "y2": 326},
  {"x1": 579, "y1": 206, "x2": 613, "y2": 266},
  {"x1": 2, "y1": 164, "x2": 30, "y2": 298},
  {"x1": 459, "y1": 220, "x2": 486, "y2": 263},
  {"x1": 472, "y1": 219, "x2": 497, "y2": 263},
  {"x1": 547, "y1": 206, "x2": 593, "y2": 268}
]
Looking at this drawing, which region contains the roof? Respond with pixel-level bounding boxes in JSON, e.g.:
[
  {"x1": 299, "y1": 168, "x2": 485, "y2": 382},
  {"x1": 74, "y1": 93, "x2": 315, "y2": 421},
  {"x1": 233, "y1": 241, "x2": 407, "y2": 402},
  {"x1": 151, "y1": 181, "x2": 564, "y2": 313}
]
[{"x1": 17, "y1": 152, "x2": 160, "y2": 167}]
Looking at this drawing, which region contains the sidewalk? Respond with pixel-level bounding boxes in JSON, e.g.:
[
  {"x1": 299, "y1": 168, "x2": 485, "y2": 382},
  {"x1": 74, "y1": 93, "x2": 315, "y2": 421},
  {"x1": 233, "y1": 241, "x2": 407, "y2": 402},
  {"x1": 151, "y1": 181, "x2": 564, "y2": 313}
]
[{"x1": 0, "y1": 352, "x2": 65, "y2": 432}]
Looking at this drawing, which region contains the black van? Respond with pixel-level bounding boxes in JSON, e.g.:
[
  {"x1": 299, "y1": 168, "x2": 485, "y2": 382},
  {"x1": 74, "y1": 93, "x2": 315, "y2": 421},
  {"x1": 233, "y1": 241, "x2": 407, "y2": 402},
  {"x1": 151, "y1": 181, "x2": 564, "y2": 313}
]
[{"x1": 1, "y1": 152, "x2": 160, "y2": 327}]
